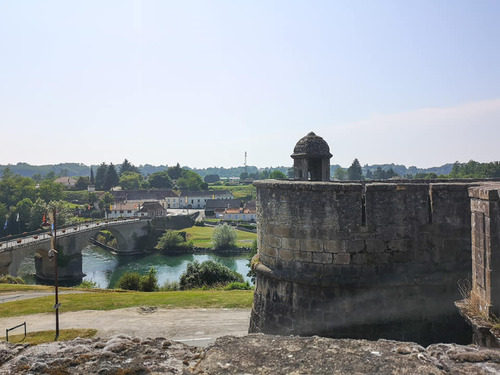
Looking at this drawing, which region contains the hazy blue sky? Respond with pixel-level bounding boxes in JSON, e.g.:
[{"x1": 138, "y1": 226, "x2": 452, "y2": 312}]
[{"x1": 1, "y1": 1, "x2": 499, "y2": 168}]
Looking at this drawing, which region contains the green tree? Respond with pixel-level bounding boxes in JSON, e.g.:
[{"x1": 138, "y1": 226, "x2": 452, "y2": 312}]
[
  {"x1": 75, "y1": 176, "x2": 89, "y2": 190},
  {"x1": 99, "y1": 192, "x2": 114, "y2": 216},
  {"x1": 95, "y1": 163, "x2": 108, "y2": 190},
  {"x1": 347, "y1": 159, "x2": 363, "y2": 180},
  {"x1": 333, "y1": 168, "x2": 347, "y2": 180},
  {"x1": 37, "y1": 180, "x2": 64, "y2": 202},
  {"x1": 167, "y1": 163, "x2": 183, "y2": 180},
  {"x1": 148, "y1": 171, "x2": 173, "y2": 189},
  {"x1": 212, "y1": 223, "x2": 237, "y2": 250},
  {"x1": 204, "y1": 174, "x2": 220, "y2": 183},
  {"x1": 29, "y1": 198, "x2": 47, "y2": 231},
  {"x1": 268, "y1": 170, "x2": 287, "y2": 179},
  {"x1": 115, "y1": 272, "x2": 141, "y2": 290},
  {"x1": 179, "y1": 260, "x2": 244, "y2": 289},
  {"x1": 119, "y1": 159, "x2": 140, "y2": 176},
  {"x1": 90, "y1": 167, "x2": 95, "y2": 185},
  {"x1": 177, "y1": 170, "x2": 206, "y2": 190},
  {"x1": 44, "y1": 171, "x2": 56, "y2": 180},
  {"x1": 155, "y1": 230, "x2": 187, "y2": 252},
  {"x1": 139, "y1": 267, "x2": 159, "y2": 292},
  {"x1": 119, "y1": 172, "x2": 143, "y2": 190},
  {"x1": 13, "y1": 198, "x2": 33, "y2": 233},
  {"x1": 104, "y1": 163, "x2": 119, "y2": 191},
  {"x1": 239, "y1": 171, "x2": 249, "y2": 181}
]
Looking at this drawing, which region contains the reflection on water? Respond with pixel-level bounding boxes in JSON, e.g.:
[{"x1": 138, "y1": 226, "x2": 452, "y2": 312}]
[
  {"x1": 17, "y1": 245, "x2": 252, "y2": 288},
  {"x1": 82, "y1": 245, "x2": 251, "y2": 289}
]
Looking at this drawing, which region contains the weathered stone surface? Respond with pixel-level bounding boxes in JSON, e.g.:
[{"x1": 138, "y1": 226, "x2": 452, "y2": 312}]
[
  {"x1": 192, "y1": 335, "x2": 500, "y2": 375},
  {"x1": 251, "y1": 179, "x2": 487, "y2": 345},
  {"x1": 1, "y1": 334, "x2": 500, "y2": 374}
]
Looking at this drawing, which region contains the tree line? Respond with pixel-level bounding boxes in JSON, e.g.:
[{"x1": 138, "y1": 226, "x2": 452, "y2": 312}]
[{"x1": 332, "y1": 159, "x2": 500, "y2": 181}]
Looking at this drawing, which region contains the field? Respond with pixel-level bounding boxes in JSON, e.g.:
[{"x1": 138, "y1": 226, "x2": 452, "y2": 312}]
[
  {"x1": 209, "y1": 184, "x2": 256, "y2": 200},
  {"x1": 182, "y1": 226, "x2": 256, "y2": 248},
  {"x1": 0, "y1": 287, "x2": 253, "y2": 318}
]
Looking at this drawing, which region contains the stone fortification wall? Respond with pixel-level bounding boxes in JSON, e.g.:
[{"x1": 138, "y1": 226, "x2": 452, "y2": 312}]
[
  {"x1": 250, "y1": 180, "x2": 476, "y2": 345},
  {"x1": 470, "y1": 184, "x2": 500, "y2": 317}
]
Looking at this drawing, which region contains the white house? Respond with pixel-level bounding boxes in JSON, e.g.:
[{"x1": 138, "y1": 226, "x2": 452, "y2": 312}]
[
  {"x1": 216, "y1": 207, "x2": 257, "y2": 222},
  {"x1": 54, "y1": 177, "x2": 77, "y2": 189},
  {"x1": 179, "y1": 190, "x2": 233, "y2": 209},
  {"x1": 163, "y1": 190, "x2": 180, "y2": 208},
  {"x1": 107, "y1": 201, "x2": 141, "y2": 219}
]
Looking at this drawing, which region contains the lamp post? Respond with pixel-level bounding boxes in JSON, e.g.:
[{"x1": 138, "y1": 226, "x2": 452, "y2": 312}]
[{"x1": 41, "y1": 208, "x2": 60, "y2": 340}]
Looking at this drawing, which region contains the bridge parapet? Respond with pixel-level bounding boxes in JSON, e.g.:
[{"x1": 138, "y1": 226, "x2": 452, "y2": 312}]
[{"x1": 0, "y1": 218, "x2": 151, "y2": 280}]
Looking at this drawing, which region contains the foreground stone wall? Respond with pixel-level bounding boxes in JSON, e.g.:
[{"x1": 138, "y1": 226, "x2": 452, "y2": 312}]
[
  {"x1": 470, "y1": 184, "x2": 500, "y2": 316},
  {"x1": 250, "y1": 180, "x2": 478, "y2": 345}
]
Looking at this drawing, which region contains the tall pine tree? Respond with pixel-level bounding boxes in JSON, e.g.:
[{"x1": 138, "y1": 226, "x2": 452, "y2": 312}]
[{"x1": 347, "y1": 159, "x2": 363, "y2": 180}]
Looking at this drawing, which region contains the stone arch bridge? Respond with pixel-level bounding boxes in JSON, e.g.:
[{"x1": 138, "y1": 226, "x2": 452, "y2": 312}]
[{"x1": 0, "y1": 219, "x2": 150, "y2": 282}]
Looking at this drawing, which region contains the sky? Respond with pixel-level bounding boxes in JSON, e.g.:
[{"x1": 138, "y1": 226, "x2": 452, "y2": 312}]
[{"x1": 1, "y1": 1, "x2": 499, "y2": 169}]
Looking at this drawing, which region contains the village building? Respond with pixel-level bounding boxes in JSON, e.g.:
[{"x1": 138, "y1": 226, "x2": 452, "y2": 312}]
[
  {"x1": 179, "y1": 190, "x2": 233, "y2": 209},
  {"x1": 54, "y1": 177, "x2": 77, "y2": 189},
  {"x1": 107, "y1": 200, "x2": 167, "y2": 219},
  {"x1": 204, "y1": 199, "x2": 243, "y2": 216}
]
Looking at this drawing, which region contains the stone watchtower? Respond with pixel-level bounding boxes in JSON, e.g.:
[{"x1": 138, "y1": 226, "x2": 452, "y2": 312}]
[
  {"x1": 291, "y1": 132, "x2": 332, "y2": 181},
  {"x1": 249, "y1": 132, "x2": 479, "y2": 346}
]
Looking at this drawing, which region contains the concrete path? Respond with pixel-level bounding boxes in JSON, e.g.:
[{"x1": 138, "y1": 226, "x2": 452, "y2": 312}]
[
  {"x1": 0, "y1": 291, "x2": 86, "y2": 304},
  {"x1": 0, "y1": 307, "x2": 251, "y2": 347}
]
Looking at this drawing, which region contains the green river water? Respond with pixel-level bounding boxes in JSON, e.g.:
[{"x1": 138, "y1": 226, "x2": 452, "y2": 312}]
[{"x1": 18, "y1": 244, "x2": 252, "y2": 288}]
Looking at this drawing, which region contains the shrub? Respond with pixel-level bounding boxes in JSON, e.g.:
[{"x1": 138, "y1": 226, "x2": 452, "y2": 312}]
[
  {"x1": 90, "y1": 210, "x2": 102, "y2": 219},
  {"x1": 155, "y1": 230, "x2": 192, "y2": 253},
  {"x1": 115, "y1": 268, "x2": 159, "y2": 292},
  {"x1": 0, "y1": 275, "x2": 25, "y2": 284},
  {"x1": 78, "y1": 280, "x2": 98, "y2": 289},
  {"x1": 161, "y1": 280, "x2": 180, "y2": 291},
  {"x1": 115, "y1": 272, "x2": 141, "y2": 291},
  {"x1": 179, "y1": 260, "x2": 244, "y2": 289},
  {"x1": 224, "y1": 281, "x2": 252, "y2": 290},
  {"x1": 194, "y1": 220, "x2": 205, "y2": 226},
  {"x1": 247, "y1": 239, "x2": 258, "y2": 284},
  {"x1": 212, "y1": 223, "x2": 237, "y2": 250},
  {"x1": 139, "y1": 267, "x2": 159, "y2": 292}
]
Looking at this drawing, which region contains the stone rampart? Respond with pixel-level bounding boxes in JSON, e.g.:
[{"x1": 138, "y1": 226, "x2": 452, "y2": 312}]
[{"x1": 250, "y1": 180, "x2": 479, "y2": 345}]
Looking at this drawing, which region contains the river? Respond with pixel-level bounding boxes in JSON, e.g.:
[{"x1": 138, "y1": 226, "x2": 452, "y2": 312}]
[{"x1": 18, "y1": 244, "x2": 252, "y2": 288}]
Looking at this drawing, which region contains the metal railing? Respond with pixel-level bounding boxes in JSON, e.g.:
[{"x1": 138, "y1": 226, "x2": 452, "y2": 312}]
[
  {"x1": 0, "y1": 217, "x2": 143, "y2": 251},
  {"x1": 6, "y1": 322, "x2": 26, "y2": 342}
]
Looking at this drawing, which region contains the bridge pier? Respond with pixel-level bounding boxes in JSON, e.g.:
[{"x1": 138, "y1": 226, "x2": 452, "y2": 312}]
[{"x1": 35, "y1": 250, "x2": 85, "y2": 283}]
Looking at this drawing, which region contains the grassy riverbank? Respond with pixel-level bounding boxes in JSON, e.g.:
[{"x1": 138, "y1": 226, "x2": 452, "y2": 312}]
[
  {"x1": 182, "y1": 226, "x2": 256, "y2": 248},
  {"x1": 0, "y1": 287, "x2": 253, "y2": 318}
]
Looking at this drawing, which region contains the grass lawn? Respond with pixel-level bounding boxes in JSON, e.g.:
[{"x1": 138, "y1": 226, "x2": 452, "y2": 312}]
[
  {"x1": 209, "y1": 185, "x2": 256, "y2": 200},
  {"x1": 0, "y1": 289, "x2": 253, "y2": 318},
  {"x1": 182, "y1": 226, "x2": 256, "y2": 248}
]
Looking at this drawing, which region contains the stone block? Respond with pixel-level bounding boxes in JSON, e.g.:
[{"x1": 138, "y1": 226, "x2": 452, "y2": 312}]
[
  {"x1": 334, "y1": 253, "x2": 351, "y2": 265},
  {"x1": 281, "y1": 237, "x2": 300, "y2": 251},
  {"x1": 324, "y1": 240, "x2": 347, "y2": 253},
  {"x1": 274, "y1": 226, "x2": 293, "y2": 237},
  {"x1": 301, "y1": 238, "x2": 322, "y2": 252},
  {"x1": 302, "y1": 262, "x2": 324, "y2": 277},
  {"x1": 278, "y1": 248, "x2": 296, "y2": 261},
  {"x1": 296, "y1": 251, "x2": 312, "y2": 262},
  {"x1": 312, "y1": 252, "x2": 333, "y2": 264},
  {"x1": 347, "y1": 240, "x2": 366, "y2": 253},
  {"x1": 365, "y1": 239, "x2": 387, "y2": 253},
  {"x1": 351, "y1": 253, "x2": 366, "y2": 265}
]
